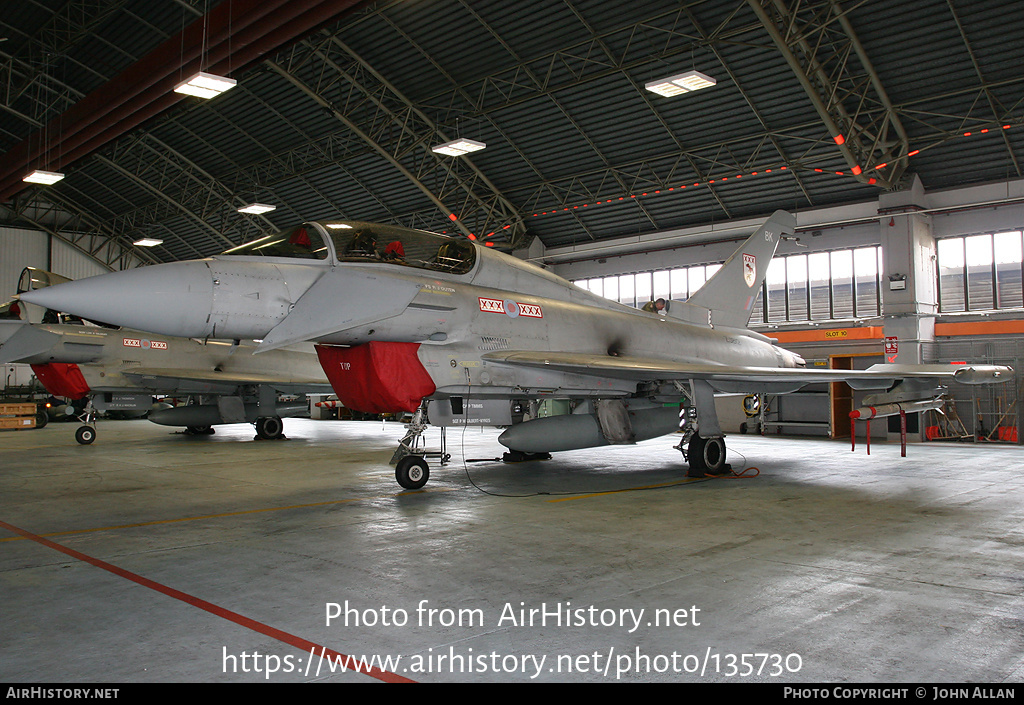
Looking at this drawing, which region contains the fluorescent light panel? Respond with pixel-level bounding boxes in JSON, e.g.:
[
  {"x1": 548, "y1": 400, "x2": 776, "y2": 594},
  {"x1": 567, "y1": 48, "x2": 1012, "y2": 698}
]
[
  {"x1": 432, "y1": 138, "x2": 486, "y2": 156},
  {"x1": 133, "y1": 238, "x2": 163, "y2": 247},
  {"x1": 174, "y1": 71, "x2": 236, "y2": 99},
  {"x1": 23, "y1": 170, "x2": 65, "y2": 185},
  {"x1": 237, "y1": 203, "x2": 276, "y2": 214},
  {"x1": 645, "y1": 70, "x2": 717, "y2": 97}
]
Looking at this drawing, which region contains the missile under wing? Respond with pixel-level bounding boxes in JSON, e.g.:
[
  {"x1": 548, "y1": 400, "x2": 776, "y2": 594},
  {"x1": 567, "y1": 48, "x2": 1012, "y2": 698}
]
[{"x1": 20, "y1": 213, "x2": 1012, "y2": 485}]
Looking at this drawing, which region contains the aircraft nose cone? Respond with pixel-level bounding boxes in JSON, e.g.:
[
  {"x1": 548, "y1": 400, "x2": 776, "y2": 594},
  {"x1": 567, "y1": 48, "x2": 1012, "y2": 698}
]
[{"x1": 19, "y1": 261, "x2": 215, "y2": 338}]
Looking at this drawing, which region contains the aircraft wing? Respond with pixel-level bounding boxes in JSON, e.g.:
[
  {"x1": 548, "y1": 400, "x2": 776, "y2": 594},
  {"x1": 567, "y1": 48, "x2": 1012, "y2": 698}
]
[
  {"x1": 481, "y1": 350, "x2": 1012, "y2": 391},
  {"x1": 0, "y1": 320, "x2": 105, "y2": 364}
]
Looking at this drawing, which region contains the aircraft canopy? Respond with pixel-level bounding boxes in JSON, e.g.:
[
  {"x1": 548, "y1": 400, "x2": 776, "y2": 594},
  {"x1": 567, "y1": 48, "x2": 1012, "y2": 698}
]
[{"x1": 219, "y1": 220, "x2": 476, "y2": 275}]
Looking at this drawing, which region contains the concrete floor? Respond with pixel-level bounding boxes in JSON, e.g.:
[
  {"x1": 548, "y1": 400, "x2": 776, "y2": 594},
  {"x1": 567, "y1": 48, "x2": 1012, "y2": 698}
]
[{"x1": 1, "y1": 417, "x2": 1023, "y2": 683}]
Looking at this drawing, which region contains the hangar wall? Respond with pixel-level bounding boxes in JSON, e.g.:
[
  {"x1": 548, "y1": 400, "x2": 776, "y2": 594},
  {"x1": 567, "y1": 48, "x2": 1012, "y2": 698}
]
[
  {"x1": 548, "y1": 177, "x2": 1024, "y2": 300},
  {"x1": 546, "y1": 177, "x2": 1024, "y2": 443},
  {"x1": 1, "y1": 226, "x2": 111, "y2": 299},
  {"x1": 1, "y1": 227, "x2": 117, "y2": 390}
]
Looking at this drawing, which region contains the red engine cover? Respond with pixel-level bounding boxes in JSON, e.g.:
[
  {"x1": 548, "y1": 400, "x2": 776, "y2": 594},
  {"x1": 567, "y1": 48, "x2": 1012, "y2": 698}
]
[
  {"x1": 315, "y1": 342, "x2": 436, "y2": 414},
  {"x1": 30, "y1": 363, "x2": 91, "y2": 400}
]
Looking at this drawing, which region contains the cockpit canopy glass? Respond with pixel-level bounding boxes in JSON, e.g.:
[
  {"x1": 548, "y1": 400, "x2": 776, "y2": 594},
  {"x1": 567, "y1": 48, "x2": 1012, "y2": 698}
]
[
  {"x1": 325, "y1": 221, "x2": 476, "y2": 275},
  {"x1": 220, "y1": 225, "x2": 328, "y2": 260}
]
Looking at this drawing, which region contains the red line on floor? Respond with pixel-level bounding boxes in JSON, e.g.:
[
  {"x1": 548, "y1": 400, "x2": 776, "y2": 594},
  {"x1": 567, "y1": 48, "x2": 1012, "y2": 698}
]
[{"x1": 0, "y1": 518, "x2": 414, "y2": 683}]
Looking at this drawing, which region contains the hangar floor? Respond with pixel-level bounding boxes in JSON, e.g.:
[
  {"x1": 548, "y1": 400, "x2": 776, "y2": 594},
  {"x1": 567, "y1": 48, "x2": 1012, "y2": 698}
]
[{"x1": 1, "y1": 418, "x2": 1023, "y2": 683}]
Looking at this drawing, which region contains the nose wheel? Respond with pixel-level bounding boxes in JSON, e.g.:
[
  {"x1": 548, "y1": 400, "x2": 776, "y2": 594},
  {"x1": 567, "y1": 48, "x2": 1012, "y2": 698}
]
[
  {"x1": 395, "y1": 455, "x2": 429, "y2": 490},
  {"x1": 75, "y1": 425, "x2": 96, "y2": 445},
  {"x1": 72, "y1": 400, "x2": 97, "y2": 445},
  {"x1": 389, "y1": 401, "x2": 448, "y2": 489}
]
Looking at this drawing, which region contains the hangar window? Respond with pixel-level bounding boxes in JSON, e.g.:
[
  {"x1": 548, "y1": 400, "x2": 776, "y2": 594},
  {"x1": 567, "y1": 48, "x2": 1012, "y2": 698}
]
[
  {"x1": 580, "y1": 264, "x2": 721, "y2": 308},
  {"x1": 618, "y1": 274, "x2": 635, "y2": 307},
  {"x1": 574, "y1": 247, "x2": 883, "y2": 324},
  {"x1": 757, "y1": 248, "x2": 881, "y2": 323},
  {"x1": 937, "y1": 231, "x2": 1024, "y2": 312},
  {"x1": 808, "y1": 252, "x2": 831, "y2": 320}
]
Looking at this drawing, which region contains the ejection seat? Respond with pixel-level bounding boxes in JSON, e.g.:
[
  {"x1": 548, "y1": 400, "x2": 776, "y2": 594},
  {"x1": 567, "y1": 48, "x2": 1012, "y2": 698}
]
[{"x1": 344, "y1": 231, "x2": 379, "y2": 259}]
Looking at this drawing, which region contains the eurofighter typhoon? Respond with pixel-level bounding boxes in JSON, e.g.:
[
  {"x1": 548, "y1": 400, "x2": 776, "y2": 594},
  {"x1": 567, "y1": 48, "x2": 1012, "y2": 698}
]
[
  {"x1": 20, "y1": 211, "x2": 1012, "y2": 488},
  {"x1": 2, "y1": 268, "x2": 330, "y2": 444},
  {"x1": 0, "y1": 318, "x2": 331, "y2": 443}
]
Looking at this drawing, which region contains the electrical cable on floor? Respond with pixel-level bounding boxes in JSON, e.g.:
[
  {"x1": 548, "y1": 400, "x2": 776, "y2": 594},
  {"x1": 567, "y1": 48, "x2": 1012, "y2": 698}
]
[
  {"x1": 456, "y1": 379, "x2": 555, "y2": 498},
  {"x1": 713, "y1": 448, "x2": 760, "y2": 479}
]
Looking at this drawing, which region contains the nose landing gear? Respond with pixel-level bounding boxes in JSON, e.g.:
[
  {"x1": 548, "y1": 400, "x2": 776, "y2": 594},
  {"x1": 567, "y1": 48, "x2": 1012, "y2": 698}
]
[{"x1": 390, "y1": 401, "x2": 449, "y2": 489}]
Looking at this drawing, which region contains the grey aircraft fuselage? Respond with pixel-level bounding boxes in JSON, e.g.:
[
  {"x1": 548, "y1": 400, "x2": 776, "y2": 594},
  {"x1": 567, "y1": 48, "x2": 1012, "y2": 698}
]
[
  {"x1": 0, "y1": 318, "x2": 332, "y2": 438},
  {"x1": 0, "y1": 319, "x2": 330, "y2": 395},
  {"x1": 19, "y1": 212, "x2": 1012, "y2": 482},
  {"x1": 16, "y1": 215, "x2": 802, "y2": 397}
]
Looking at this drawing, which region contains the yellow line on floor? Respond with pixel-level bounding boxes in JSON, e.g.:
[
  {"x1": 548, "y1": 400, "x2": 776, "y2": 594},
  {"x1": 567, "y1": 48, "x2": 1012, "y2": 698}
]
[{"x1": 546, "y1": 477, "x2": 710, "y2": 502}]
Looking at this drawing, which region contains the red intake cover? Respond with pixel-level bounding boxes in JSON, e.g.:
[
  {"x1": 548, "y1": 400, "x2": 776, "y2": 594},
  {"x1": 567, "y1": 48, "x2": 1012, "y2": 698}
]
[
  {"x1": 30, "y1": 363, "x2": 91, "y2": 400},
  {"x1": 315, "y1": 342, "x2": 436, "y2": 414}
]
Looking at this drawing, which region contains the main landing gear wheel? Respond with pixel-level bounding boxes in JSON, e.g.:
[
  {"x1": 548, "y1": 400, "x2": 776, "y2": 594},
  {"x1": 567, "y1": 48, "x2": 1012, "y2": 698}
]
[
  {"x1": 687, "y1": 435, "x2": 727, "y2": 476},
  {"x1": 75, "y1": 425, "x2": 96, "y2": 445},
  {"x1": 255, "y1": 416, "x2": 285, "y2": 440},
  {"x1": 395, "y1": 455, "x2": 429, "y2": 490},
  {"x1": 186, "y1": 425, "x2": 215, "y2": 435}
]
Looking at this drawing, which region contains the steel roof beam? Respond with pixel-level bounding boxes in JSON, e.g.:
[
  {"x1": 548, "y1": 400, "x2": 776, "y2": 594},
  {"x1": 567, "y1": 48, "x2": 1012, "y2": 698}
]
[
  {"x1": 1, "y1": 189, "x2": 158, "y2": 271},
  {"x1": 943, "y1": 0, "x2": 1020, "y2": 177},
  {"x1": 746, "y1": 0, "x2": 910, "y2": 189},
  {"x1": 386, "y1": 3, "x2": 597, "y2": 242},
  {"x1": 682, "y1": 5, "x2": 815, "y2": 207},
  {"x1": 0, "y1": 1, "x2": 367, "y2": 204},
  {"x1": 418, "y1": 4, "x2": 767, "y2": 124},
  {"x1": 266, "y1": 33, "x2": 528, "y2": 248}
]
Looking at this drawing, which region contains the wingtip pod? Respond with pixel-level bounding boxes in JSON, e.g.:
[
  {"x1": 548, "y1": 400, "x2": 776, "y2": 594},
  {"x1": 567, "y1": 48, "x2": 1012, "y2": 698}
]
[
  {"x1": 864, "y1": 362, "x2": 1014, "y2": 385},
  {"x1": 952, "y1": 365, "x2": 1014, "y2": 385}
]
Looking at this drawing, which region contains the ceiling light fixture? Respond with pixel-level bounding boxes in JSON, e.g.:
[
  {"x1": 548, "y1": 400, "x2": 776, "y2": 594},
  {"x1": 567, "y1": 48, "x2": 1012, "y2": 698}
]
[
  {"x1": 173, "y1": 71, "x2": 236, "y2": 99},
  {"x1": 23, "y1": 170, "x2": 65, "y2": 185},
  {"x1": 645, "y1": 70, "x2": 717, "y2": 97},
  {"x1": 237, "y1": 203, "x2": 276, "y2": 214},
  {"x1": 133, "y1": 238, "x2": 163, "y2": 247},
  {"x1": 431, "y1": 138, "x2": 486, "y2": 157}
]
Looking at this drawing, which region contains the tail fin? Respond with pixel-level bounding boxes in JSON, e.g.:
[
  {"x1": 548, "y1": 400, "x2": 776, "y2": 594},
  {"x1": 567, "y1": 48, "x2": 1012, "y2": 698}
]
[{"x1": 681, "y1": 210, "x2": 795, "y2": 329}]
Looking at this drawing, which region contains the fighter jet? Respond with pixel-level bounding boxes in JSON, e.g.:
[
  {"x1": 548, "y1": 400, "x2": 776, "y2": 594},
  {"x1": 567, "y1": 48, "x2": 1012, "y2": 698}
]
[
  {"x1": 20, "y1": 213, "x2": 1012, "y2": 486},
  {"x1": 0, "y1": 317, "x2": 331, "y2": 444}
]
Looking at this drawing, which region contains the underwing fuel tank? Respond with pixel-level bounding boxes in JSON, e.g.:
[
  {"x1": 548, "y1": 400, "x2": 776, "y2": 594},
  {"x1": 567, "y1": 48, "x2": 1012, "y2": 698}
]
[
  {"x1": 498, "y1": 403, "x2": 681, "y2": 453},
  {"x1": 147, "y1": 401, "x2": 308, "y2": 427}
]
